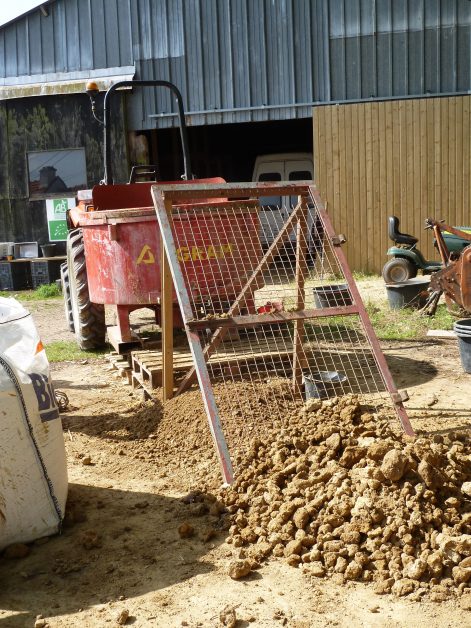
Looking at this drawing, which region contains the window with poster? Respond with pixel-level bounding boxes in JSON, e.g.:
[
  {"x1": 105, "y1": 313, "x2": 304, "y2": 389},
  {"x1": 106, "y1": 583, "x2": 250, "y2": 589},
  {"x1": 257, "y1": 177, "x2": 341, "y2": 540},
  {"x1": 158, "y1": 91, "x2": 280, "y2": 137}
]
[{"x1": 27, "y1": 148, "x2": 87, "y2": 199}]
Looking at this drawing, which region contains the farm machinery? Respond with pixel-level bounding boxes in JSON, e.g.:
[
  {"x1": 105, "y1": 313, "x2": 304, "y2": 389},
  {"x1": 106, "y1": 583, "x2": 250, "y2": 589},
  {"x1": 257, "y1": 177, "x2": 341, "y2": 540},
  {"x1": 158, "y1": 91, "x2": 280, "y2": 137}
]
[
  {"x1": 421, "y1": 219, "x2": 471, "y2": 316},
  {"x1": 382, "y1": 215, "x2": 471, "y2": 315},
  {"x1": 62, "y1": 80, "x2": 260, "y2": 353},
  {"x1": 383, "y1": 215, "x2": 471, "y2": 283}
]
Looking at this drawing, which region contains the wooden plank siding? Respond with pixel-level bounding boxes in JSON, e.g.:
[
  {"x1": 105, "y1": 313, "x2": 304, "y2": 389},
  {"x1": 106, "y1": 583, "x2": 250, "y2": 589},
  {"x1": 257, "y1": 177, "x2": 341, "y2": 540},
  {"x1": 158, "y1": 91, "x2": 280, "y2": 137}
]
[{"x1": 313, "y1": 96, "x2": 471, "y2": 274}]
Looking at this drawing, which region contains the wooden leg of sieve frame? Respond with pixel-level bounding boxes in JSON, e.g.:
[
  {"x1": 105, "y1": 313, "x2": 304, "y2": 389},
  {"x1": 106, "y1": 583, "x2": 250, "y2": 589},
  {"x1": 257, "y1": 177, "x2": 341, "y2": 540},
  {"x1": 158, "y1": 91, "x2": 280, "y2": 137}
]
[
  {"x1": 292, "y1": 196, "x2": 309, "y2": 397},
  {"x1": 161, "y1": 198, "x2": 174, "y2": 401}
]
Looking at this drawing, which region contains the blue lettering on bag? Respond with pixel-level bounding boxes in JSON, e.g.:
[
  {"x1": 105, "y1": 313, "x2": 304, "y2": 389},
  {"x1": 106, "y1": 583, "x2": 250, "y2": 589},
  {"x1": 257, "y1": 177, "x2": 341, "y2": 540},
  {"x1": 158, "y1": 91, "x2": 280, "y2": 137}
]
[{"x1": 29, "y1": 373, "x2": 60, "y2": 422}]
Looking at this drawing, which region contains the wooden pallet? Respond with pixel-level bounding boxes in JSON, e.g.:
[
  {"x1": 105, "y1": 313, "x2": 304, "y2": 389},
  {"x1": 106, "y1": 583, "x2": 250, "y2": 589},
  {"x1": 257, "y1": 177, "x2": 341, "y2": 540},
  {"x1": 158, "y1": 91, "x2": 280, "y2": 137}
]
[
  {"x1": 131, "y1": 336, "x2": 294, "y2": 394},
  {"x1": 106, "y1": 352, "x2": 132, "y2": 384}
]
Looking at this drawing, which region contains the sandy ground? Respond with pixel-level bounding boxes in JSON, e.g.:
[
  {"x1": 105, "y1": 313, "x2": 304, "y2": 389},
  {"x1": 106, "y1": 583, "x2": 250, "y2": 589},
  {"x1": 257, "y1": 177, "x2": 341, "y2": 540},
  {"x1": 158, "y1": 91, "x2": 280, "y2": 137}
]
[{"x1": 0, "y1": 283, "x2": 470, "y2": 628}]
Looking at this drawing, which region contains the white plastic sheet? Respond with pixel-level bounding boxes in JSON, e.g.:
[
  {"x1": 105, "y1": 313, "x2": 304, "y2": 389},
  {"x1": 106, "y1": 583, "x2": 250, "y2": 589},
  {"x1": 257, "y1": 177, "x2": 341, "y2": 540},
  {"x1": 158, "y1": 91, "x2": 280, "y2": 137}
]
[{"x1": 0, "y1": 297, "x2": 68, "y2": 549}]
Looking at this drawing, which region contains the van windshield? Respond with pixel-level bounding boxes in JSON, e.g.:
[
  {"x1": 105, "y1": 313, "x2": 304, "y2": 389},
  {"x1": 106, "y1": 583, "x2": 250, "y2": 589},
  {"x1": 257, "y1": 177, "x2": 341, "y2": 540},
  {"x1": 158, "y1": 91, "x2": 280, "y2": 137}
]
[
  {"x1": 258, "y1": 172, "x2": 282, "y2": 210},
  {"x1": 289, "y1": 170, "x2": 312, "y2": 206}
]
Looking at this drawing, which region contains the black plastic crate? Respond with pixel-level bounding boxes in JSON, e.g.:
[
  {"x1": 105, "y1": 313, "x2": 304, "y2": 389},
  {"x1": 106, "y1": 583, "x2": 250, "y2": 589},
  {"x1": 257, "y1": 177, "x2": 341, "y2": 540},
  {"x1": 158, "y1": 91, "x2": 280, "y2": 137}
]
[
  {"x1": 0, "y1": 261, "x2": 32, "y2": 290},
  {"x1": 31, "y1": 260, "x2": 62, "y2": 288}
]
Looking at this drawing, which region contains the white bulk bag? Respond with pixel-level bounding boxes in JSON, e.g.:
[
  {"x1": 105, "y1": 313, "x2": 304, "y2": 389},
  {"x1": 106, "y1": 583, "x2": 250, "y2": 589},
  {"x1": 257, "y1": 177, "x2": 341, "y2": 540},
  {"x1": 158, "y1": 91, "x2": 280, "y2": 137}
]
[{"x1": 0, "y1": 297, "x2": 68, "y2": 550}]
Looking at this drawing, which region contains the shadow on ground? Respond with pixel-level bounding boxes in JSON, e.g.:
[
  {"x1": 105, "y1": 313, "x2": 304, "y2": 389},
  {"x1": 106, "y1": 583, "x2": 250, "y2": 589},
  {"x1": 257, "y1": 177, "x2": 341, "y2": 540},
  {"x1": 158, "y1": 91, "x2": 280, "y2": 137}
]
[
  {"x1": 386, "y1": 353, "x2": 438, "y2": 387},
  {"x1": 60, "y1": 398, "x2": 163, "y2": 440},
  {"x1": 0, "y1": 482, "x2": 226, "y2": 627}
]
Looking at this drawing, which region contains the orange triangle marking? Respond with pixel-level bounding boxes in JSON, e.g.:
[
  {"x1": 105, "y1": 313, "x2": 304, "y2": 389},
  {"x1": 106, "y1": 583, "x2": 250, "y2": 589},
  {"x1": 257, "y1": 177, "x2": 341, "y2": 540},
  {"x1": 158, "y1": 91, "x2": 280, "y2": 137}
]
[{"x1": 35, "y1": 340, "x2": 45, "y2": 354}]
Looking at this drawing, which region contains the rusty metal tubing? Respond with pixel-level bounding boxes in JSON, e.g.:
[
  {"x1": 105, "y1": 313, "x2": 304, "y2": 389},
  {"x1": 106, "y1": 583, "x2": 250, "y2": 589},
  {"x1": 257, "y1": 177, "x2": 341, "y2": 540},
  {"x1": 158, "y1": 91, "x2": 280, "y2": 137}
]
[
  {"x1": 103, "y1": 80, "x2": 192, "y2": 184},
  {"x1": 432, "y1": 224, "x2": 450, "y2": 265}
]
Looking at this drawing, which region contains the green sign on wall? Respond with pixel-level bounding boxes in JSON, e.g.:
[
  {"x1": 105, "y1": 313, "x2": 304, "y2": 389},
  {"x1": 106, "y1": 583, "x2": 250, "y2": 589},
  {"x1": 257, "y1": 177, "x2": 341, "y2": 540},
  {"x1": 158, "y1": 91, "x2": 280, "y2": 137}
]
[
  {"x1": 48, "y1": 220, "x2": 69, "y2": 241},
  {"x1": 46, "y1": 198, "x2": 74, "y2": 242}
]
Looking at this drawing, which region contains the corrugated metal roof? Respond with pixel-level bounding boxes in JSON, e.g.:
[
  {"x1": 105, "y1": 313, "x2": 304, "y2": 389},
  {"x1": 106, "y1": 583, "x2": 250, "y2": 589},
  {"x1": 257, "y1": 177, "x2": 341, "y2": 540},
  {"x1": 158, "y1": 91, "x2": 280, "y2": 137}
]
[
  {"x1": 0, "y1": 66, "x2": 135, "y2": 99},
  {"x1": 0, "y1": 0, "x2": 470, "y2": 129}
]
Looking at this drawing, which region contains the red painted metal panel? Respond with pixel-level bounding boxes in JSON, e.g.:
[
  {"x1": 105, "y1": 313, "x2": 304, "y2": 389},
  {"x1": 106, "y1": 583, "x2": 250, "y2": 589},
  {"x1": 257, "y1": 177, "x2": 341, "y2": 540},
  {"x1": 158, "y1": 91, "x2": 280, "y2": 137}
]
[
  {"x1": 82, "y1": 200, "x2": 261, "y2": 308},
  {"x1": 91, "y1": 178, "x2": 227, "y2": 211}
]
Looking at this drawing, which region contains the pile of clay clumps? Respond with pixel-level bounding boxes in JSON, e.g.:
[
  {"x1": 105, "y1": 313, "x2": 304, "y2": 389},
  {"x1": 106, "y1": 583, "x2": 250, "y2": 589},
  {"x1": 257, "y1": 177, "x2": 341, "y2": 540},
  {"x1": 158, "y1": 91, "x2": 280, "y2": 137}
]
[{"x1": 221, "y1": 395, "x2": 471, "y2": 600}]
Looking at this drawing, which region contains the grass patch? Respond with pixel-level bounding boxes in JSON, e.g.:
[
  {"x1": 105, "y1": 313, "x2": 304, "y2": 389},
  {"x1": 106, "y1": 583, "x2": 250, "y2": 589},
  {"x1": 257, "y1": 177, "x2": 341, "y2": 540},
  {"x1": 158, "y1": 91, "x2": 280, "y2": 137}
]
[
  {"x1": 31, "y1": 283, "x2": 62, "y2": 299},
  {"x1": 366, "y1": 302, "x2": 454, "y2": 340},
  {"x1": 0, "y1": 283, "x2": 62, "y2": 301},
  {"x1": 45, "y1": 341, "x2": 107, "y2": 363},
  {"x1": 352, "y1": 270, "x2": 378, "y2": 282}
]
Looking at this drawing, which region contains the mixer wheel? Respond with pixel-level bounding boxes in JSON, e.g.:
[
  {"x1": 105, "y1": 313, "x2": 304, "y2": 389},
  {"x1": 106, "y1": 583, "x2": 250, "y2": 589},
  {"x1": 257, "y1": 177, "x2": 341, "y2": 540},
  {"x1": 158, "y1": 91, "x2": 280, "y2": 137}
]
[
  {"x1": 67, "y1": 228, "x2": 106, "y2": 350},
  {"x1": 60, "y1": 262, "x2": 75, "y2": 333}
]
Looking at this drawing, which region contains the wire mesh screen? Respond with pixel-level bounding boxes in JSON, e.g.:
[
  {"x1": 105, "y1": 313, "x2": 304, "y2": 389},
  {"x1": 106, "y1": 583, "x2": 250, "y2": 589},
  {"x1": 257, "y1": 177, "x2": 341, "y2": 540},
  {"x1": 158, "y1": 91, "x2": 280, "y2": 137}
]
[{"x1": 152, "y1": 183, "x2": 412, "y2": 482}]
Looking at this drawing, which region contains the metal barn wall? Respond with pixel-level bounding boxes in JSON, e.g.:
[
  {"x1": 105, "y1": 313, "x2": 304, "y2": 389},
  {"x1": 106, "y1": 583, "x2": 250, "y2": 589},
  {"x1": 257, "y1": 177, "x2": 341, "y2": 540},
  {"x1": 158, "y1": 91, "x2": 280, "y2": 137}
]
[
  {"x1": 0, "y1": 0, "x2": 133, "y2": 78},
  {"x1": 129, "y1": 0, "x2": 328, "y2": 128},
  {"x1": 0, "y1": 0, "x2": 470, "y2": 130},
  {"x1": 131, "y1": 0, "x2": 471, "y2": 130},
  {"x1": 0, "y1": 95, "x2": 128, "y2": 244},
  {"x1": 313, "y1": 96, "x2": 471, "y2": 274}
]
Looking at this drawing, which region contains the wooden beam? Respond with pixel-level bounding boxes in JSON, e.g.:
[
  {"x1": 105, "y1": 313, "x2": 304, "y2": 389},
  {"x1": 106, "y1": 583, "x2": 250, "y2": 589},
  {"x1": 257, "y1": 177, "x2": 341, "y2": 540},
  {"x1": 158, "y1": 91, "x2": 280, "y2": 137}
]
[
  {"x1": 161, "y1": 197, "x2": 174, "y2": 401},
  {"x1": 292, "y1": 195, "x2": 309, "y2": 395},
  {"x1": 152, "y1": 187, "x2": 234, "y2": 484}
]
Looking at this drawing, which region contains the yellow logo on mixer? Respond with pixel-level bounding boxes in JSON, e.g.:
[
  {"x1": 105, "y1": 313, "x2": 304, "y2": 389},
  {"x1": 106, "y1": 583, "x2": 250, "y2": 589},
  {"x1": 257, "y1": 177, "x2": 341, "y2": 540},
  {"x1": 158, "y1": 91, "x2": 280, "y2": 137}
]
[
  {"x1": 136, "y1": 244, "x2": 155, "y2": 265},
  {"x1": 177, "y1": 243, "x2": 233, "y2": 262}
]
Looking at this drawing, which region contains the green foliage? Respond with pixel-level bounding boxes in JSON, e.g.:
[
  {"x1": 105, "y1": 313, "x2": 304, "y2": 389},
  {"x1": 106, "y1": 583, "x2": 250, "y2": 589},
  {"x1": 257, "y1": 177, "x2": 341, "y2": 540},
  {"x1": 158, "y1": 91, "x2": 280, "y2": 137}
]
[
  {"x1": 0, "y1": 283, "x2": 62, "y2": 301},
  {"x1": 31, "y1": 283, "x2": 62, "y2": 299},
  {"x1": 352, "y1": 270, "x2": 377, "y2": 282},
  {"x1": 45, "y1": 341, "x2": 107, "y2": 363}
]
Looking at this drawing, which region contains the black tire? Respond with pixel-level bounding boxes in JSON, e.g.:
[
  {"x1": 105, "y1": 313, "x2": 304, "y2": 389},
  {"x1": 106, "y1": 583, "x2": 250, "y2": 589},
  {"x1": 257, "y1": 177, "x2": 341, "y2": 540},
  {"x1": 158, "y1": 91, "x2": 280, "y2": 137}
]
[
  {"x1": 60, "y1": 262, "x2": 75, "y2": 333},
  {"x1": 382, "y1": 258, "x2": 418, "y2": 283},
  {"x1": 67, "y1": 228, "x2": 106, "y2": 350}
]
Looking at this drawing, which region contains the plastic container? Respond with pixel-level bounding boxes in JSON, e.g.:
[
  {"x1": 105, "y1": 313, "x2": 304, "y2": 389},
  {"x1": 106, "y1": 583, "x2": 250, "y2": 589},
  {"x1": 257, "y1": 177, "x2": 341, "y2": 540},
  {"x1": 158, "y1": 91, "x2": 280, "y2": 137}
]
[
  {"x1": 454, "y1": 319, "x2": 471, "y2": 373},
  {"x1": 385, "y1": 279, "x2": 430, "y2": 309},
  {"x1": 0, "y1": 242, "x2": 15, "y2": 259},
  {"x1": 0, "y1": 261, "x2": 32, "y2": 291},
  {"x1": 312, "y1": 284, "x2": 353, "y2": 308},
  {"x1": 303, "y1": 370, "x2": 347, "y2": 399},
  {"x1": 31, "y1": 260, "x2": 62, "y2": 288},
  {"x1": 14, "y1": 242, "x2": 39, "y2": 259},
  {"x1": 40, "y1": 244, "x2": 57, "y2": 258}
]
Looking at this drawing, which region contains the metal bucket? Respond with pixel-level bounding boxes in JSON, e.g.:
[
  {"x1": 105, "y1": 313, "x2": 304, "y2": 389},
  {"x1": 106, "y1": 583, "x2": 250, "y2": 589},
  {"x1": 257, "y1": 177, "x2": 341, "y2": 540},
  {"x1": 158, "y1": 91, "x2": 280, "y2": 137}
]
[
  {"x1": 312, "y1": 284, "x2": 352, "y2": 308},
  {"x1": 40, "y1": 244, "x2": 56, "y2": 258},
  {"x1": 453, "y1": 318, "x2": 471, "y2": 335},
  {"x1": 385, "y1": 279, "x2": 430, "y2": 310},
  {"x1": 453, "y1": 319, "x2": 471, "y2": 373},
  {"x1": 303, "y1": 370, "x2": 347, "y2": 399}
]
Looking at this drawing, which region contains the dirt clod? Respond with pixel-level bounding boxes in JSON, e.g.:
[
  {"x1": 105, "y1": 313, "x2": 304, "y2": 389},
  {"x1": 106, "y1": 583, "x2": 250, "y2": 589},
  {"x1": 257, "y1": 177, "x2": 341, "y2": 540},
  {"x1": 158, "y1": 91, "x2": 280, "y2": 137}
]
[
  {"x1": 116, "y1": 609, "x2": 130, "y2": 625},
  {"x1": 380, "y1": 449, "x2": 408, "y2": 482},
  {"x1": 178, "y1": 522, "x2": 194, "y2": 539},
  {"x1": 218, "y1": 394, "x2": 471, "y2": 599},
  {"x1": 79, "y1": 530, "x2": 101, "y2": 550},
  {"x1": 219, "y1": 605, "x2": 237, "y2": 627},
  {"x1": 228, "y1": 559, "x2": 252, "y2": 580},
  {"x1": 460, "y1": 593, "x2": 471, "y2": 611},
  {"x1": 3, "y1": 543, "x2": 31, "y2": 559}
]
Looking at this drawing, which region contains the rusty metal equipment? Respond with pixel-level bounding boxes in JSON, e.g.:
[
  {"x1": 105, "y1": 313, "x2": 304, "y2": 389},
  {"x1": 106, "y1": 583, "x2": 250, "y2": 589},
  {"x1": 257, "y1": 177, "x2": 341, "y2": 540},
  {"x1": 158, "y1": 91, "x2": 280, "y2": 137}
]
[
  {"x1": 421, "y1": 219, "x2": 471, "y2": 315},
  {"x1": 152, "y1": 182, "x2": 413, "y2": 484}
]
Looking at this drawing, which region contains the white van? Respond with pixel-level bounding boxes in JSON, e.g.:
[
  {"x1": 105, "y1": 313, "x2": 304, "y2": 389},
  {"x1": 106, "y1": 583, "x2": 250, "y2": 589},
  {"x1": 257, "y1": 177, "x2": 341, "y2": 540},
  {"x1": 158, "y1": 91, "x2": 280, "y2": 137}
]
[{"x1": 252, "y1": 153, "x2": 314, "y2": 251}]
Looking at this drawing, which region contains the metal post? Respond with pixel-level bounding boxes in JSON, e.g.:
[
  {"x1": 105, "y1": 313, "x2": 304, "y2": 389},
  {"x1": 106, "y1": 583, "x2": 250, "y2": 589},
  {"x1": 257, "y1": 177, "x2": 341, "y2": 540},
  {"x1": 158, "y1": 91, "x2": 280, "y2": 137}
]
[{"x1": 152, "y1": 186, "x2": 234, "y2": 484}]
